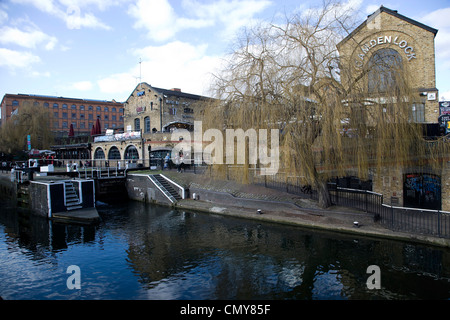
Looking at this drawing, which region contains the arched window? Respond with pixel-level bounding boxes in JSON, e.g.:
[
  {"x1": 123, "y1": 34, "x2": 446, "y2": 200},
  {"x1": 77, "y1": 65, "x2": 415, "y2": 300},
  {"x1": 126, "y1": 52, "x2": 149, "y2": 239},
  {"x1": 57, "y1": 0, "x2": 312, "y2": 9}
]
[
  {"x1": 134, "y1": 118, "x2": 140, "y2": 131},
  {"x1": 125, "y1": 145, "x2": 139, "y2": 160},
  {"x1": 144, "y1": 116, "x2": 150, "y2": 133},
  {"x1": 108, "y1": 146, "x2": 121, "y2": 159},
  {"x1": 368, "y1": 48, "x2": 403, "y2": 93},
  {"x1": 12, "y1": 100, "x2": 19, "y2": 106},
  {"x1": 94, "y1": 148, "x2": 105, "y2": 159}
]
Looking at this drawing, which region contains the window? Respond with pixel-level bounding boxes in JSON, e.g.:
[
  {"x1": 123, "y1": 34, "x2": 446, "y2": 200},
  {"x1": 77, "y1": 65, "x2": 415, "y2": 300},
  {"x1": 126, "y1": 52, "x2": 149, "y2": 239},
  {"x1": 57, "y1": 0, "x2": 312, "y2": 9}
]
[
  {"x1": 134, "y1": 118, "x2": 140, "y2": 131},
  {"x1": 34, "y1": 102, "x2": 40, "y2": 107},
  {"x1": 53, "y1": 103, "x2": 59, "y2": 109},
  {"x1": 71, "y1": 104, "x2": 77, "y2": 109},
  {"x1": 104, "y1": 115, "x2": 108, "y2": 120},
  {"x1": 112, "y1": 107, "x2": 116, "y2": 112},
  {"x1": 80, "y1": 105, "x2": 85, "y2": 110},
  {"x1": 54, "y1": 112, "x2": 59, "y2": 118},
  {"x1": 94, "y1": 148, "x2": 105, "y2": 159},
  {"x1": 125, "y1": 145, "x2": 139, "y2": 160},
  {"x1": 144, "y1": 116, "x2": 150, "y2": 133},
  {"x1": 62, "y1": 112, "x2": 68, "y2": 119},
  {"x1": 119, "y1": 108, "x2": 124, "y2": 113},
  {"x1": 108, "y1": 147, "x2": 121, "y2": 160},
  {"x1": 80, "y1": 114, "x2": 85, "y2": 119},
  {"x1": 62, "y1": 121, "x2": 68, "y2": 129},
  {"x1": 12, "y1": 100, "x2": 19, "y2": 106},
  {"x1": 80, "y1": 122, "x2": 85, "y2": 129},
  {"x1": 112, "y1": 115, "x2": 116, "y2": 121},
  {"x1": 72, "y1": 113, "x2": 76, "y2": 119},
  {"x1": 96, "y1": 106, "x2": 101, "y2": 111},
  {"x1": 104, "y1": 107, "x2": 109, "y2": 112},
  {"x1": 170, "y1": 108, "x2": 177, "y2": 115},
  {"x1": 71, "y1": 122, "x2": 77, "y2": 128},
  {"x1": 88, "y1": 105, "x2": 93, "y2": 111},
  {"x1": 368, "y1": 48, "x2": 403, "y2": 93},
  {"x1": 62, "y1": 104, "x2": 68, "y2": 109},
  {"x1": 88, "y1": 114, "x2": 93, "y2": 120},
  {"x1": 44, "y1": 102, "x2": 49, "y2": 108},
  {"x1": 411, "y1": 103, "x2": 425, "y2": 123}
]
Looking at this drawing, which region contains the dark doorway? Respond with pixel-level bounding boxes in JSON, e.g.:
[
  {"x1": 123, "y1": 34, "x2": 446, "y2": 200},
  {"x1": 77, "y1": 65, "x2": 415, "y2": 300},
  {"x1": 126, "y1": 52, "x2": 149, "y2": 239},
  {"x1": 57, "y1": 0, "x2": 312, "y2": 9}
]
[{"x1": 404, "y1": 173, "x2": 441, "y2": 210}]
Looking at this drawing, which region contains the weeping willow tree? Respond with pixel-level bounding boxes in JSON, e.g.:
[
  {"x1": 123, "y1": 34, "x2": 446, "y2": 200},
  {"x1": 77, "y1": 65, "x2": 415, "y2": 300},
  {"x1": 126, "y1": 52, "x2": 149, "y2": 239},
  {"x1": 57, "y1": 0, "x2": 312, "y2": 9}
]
[
  {"x1": 201, "y1": 0, "x2": 447, "y2": 208},
  {"x1": 0, "y1": 101, "x2": 54, "y2": 155}
]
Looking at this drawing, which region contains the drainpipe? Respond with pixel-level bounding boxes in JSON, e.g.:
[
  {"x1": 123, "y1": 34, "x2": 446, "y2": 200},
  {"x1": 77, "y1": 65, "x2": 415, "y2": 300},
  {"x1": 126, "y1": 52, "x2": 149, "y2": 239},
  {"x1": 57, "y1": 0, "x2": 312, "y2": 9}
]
[{"x1": 159, "y1": 97, "x2": 163, "y2": 132}]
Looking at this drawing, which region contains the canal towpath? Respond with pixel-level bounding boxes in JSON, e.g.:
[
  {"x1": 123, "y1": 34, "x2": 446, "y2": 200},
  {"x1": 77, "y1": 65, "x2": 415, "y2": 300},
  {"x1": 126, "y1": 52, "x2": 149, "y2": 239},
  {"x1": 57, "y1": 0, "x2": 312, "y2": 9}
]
[{"x1": 160, "y1": 170, "x2": 450, "y2": 248}]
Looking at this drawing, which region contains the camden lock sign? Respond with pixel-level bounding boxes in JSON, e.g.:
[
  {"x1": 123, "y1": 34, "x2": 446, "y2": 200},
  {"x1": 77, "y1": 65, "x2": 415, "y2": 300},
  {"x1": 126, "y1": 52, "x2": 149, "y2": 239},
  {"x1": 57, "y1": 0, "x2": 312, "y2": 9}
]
[{"x1": 354, "y1": 34, "x2": 416, "y2": 67}]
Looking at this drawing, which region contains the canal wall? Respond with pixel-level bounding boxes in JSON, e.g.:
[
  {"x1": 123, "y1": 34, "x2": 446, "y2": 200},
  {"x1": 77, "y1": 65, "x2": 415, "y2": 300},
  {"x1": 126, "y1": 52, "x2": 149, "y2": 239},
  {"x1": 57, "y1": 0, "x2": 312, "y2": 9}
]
[
  {"x1": 125, "y1": 174, "x2": 177, "y2": 205},
  {"x1": 29, "y1": 180, "x2": 95, "y2": 218},
  {"x1": 123, "y1": 172, "x2": 450, "y2": 247}
]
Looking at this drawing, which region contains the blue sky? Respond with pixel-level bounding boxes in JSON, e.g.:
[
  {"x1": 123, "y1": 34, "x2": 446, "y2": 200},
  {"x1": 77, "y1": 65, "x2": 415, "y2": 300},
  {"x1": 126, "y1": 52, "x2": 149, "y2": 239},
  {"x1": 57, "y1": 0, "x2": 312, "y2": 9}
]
[{"x1": 1, "y1": 0, "x2": 449, "y2": 104}]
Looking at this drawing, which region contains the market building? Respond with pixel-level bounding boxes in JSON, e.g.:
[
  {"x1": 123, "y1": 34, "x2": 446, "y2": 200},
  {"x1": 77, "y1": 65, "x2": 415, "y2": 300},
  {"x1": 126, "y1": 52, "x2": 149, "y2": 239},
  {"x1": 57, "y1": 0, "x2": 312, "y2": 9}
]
[
  {"x1": 337, "y1": 6, "x2": 449, "y2": 211},
  {"x1": 90, "y1": 83, "x2": 211, "y2": 167}
]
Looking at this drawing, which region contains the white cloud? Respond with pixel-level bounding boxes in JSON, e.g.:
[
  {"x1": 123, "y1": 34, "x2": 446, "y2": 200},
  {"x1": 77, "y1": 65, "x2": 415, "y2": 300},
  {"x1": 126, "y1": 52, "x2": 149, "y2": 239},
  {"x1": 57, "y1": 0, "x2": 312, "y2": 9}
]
[
  {"x1": 30, "y1": 70, "x2": 51, "y2": 77},
  {"x1": 0, "y1": 48, "x2": 40, "y2": 69},
  {"x1": 128, "y1": 0, "x2": 272, "y2": 42},
  {"x1": 127, "y1": 0, "x2": 212, "y2": 42},
  {"x1": 12, "y1": 0, "x2": 112, "y2": 30},
  {"x1": 0, "y1": 26, "x2": 57, "y2": 50},
  {"x1": 420, "y1": 7, "x2": 450, "y2": 100},
  {"x1": 71, "y1": 80, "x2": 93, "y2": 91},
  {"x1": 97, "y1": 72, "x2": 137, "y2": 98},
  {"x1": 98, "y1": 41, "x2": 222, "y2": 99},
  {"x1": 421, "y1": 8, "x2": 450, "y2": 61},
  {"x1": 0, "y1": 8, "x2": 8, "y2": 24},
  {"x1": 183, "y1": 0, "x2": 273, "y2": 39},
  {"x1": 365, "y1": 4, "x2": 380, "y2": 15},
  {"x1": 440, "y1": 90, "x2": 450, "y2": 102},
  {"x1": 134, "y1": 41, "x2": 221, "y2": 95}
]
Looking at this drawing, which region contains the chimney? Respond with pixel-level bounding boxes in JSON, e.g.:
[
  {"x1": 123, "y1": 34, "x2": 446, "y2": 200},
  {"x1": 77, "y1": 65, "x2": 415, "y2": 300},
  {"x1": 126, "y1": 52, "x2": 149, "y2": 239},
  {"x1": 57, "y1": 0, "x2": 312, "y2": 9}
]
[{"x1": 171, "y1": 88, "x2": 181, "y2": 92}]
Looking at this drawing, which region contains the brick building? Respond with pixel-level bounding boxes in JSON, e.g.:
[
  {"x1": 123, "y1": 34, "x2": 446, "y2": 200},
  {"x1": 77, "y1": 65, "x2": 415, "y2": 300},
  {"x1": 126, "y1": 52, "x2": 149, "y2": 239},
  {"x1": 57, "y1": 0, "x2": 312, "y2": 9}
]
[
  {"x1": 90, "y1": 82, "x2": 211, "y2": 165},
  {"x1": 337, "y1": 6, "x2": 439, "y2": 123},
  {"x1": 337, "y1": 6, "x2": 448, "y2": 211},
  {"x1": 1, "y1": 93, "x2": 124, "y2": 137}
]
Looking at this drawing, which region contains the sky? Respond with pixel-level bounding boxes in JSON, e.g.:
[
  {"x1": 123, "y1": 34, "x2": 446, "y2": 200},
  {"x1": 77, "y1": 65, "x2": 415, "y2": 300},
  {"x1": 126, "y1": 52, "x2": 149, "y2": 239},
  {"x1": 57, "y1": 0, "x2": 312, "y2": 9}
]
[{"x1": 1, "y1": 0, "x2": 450, "y2": 105}]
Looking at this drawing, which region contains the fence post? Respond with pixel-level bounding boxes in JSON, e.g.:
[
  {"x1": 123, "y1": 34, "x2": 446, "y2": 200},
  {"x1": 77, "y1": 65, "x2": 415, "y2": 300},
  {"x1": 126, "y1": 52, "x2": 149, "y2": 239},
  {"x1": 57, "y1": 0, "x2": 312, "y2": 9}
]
[
  {"x1": 438, "y1": 210, "x2": 441, "y2": 238},
  {"x1": 365, "y1": 190, "x2": 368, "y2": 213},
  {"x1": 391, "y1": 205, "x2": 394, "y2": 229}
]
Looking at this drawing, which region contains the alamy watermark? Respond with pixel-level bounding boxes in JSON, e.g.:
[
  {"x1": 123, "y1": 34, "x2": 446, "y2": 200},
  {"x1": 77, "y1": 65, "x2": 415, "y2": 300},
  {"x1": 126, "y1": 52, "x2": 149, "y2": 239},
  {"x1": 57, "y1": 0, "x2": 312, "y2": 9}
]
[
  {"x1": 66, "y1": 5, "x2": 81, "y2": 30},
  {"x1": 366, "y1": 265, "x2": 381, "y2": 290},
  {"x1": 66, "y1": 265, "x2": 81, "y2": 290},
  {"x1": 170, "y1": 121, "x2": 280, "y2": 175}
]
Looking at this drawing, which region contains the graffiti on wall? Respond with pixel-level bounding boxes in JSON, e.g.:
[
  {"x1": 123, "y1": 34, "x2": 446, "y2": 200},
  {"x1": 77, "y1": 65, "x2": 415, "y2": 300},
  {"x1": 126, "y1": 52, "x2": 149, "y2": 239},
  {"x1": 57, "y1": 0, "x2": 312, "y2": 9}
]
[{"x1": 404, "y1": 173, "x2": 441, "y2": 210}]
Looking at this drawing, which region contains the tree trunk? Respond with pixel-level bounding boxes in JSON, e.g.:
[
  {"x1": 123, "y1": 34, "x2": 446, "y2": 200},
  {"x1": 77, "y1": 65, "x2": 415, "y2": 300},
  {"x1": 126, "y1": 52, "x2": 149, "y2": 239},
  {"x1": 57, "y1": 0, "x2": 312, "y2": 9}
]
[{"x1": 317, "y1": 180, "x2": 332, "y2": 209}]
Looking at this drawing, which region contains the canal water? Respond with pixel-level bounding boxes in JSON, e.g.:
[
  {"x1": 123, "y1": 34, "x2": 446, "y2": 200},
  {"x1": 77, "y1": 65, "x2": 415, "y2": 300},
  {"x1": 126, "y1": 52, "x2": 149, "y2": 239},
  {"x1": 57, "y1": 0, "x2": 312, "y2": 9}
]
[{"x1": 0, "y1": 198, "x2": 449, "y2": 300}]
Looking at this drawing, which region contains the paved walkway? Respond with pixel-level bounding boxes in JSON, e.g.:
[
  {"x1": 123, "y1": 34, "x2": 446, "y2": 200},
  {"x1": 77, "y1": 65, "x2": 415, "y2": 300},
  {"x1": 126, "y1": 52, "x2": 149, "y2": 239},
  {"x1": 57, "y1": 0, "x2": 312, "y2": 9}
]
[{"x1": 162, "y1": 170, "x2": 450, "y2": 247}]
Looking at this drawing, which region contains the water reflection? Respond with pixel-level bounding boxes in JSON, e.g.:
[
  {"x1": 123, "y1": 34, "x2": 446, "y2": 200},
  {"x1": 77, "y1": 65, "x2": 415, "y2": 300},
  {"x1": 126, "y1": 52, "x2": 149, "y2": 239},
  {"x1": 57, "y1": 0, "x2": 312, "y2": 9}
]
[{"x1": 0, "y1": 199, "x2": 449, "y2": 300}]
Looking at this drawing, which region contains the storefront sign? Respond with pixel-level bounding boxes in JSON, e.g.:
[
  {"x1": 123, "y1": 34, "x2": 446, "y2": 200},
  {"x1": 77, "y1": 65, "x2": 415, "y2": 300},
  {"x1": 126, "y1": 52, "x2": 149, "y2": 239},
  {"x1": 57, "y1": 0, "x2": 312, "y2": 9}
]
[
  {"x1": 439, "y1": 101, "x2": 450, "y2": 115},
  {"x1": 438, "y1": 114, "x2": 450, "y2": 134},
  {"x1": 354, "y1": 34, "x2": 416, "y2": 67}
]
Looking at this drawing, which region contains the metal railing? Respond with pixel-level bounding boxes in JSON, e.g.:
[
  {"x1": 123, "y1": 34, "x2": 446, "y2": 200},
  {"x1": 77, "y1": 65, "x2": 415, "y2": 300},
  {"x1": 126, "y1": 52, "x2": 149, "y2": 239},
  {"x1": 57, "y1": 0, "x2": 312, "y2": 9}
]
[
  {"x1": 379, "y1": 205, "x2": 450, "y2": 238},
  {"x1": 246, "y1": 169, "x2": 450, "y2": 239}
]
